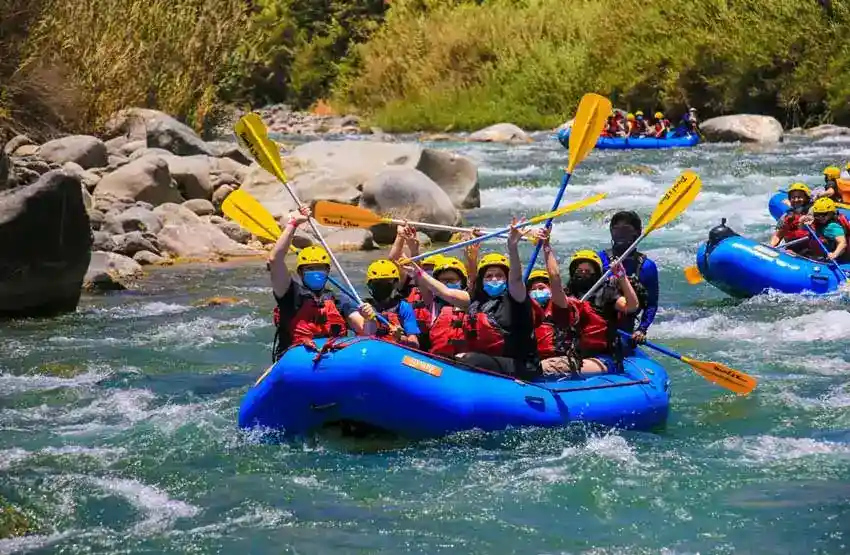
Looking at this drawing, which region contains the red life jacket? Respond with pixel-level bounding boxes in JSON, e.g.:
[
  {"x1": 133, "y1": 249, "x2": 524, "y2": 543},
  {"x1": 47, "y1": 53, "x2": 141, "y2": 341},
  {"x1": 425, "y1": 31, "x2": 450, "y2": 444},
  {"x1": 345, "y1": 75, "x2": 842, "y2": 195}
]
[
  {"x1": 606, "y1": 120, "x2": 619, "y2": 136},
  {"x1": 779, "y1": 211, "x2": 809, "y2": 243},
  {"x1": 532, "y1": 300, "x2": 557, "y2": 359},
  {"x1": 462, "y1": 299, "x2": 508, "y2": 356},
  {"x1": 428, "y1": 303, "x2": 467, "y2": 356},
  {"x1": 573, "y1": 298, "x2": 609, "y2": 355},
  {"x1": 369, "y1": 299, "x2": 403, "y2": 343},
  {"x1": 288, "y1": 292, "x2": 348, "y2": 346},
  {"x1": 405, "y1": 287, "x2": 432, "y2": 335}
]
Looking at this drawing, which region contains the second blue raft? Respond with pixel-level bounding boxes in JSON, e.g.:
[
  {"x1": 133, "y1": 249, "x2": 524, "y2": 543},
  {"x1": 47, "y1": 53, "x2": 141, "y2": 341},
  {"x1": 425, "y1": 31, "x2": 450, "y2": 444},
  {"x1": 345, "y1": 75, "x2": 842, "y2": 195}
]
[
  {"x1": 696, "y1": 220, "x2": 850, "y2": 297},
  {"x1": 239, "y1": 338, "x2": 671, "y2": 440},
  {"x1": 557, "y1": 128, "x2": 700, "y2": 150}
]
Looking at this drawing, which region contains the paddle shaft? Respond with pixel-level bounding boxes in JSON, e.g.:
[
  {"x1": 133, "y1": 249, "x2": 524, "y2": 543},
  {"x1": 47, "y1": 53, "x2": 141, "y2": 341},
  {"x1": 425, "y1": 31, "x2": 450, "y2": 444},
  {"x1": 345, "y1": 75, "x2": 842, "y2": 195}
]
[
  {"x1": 618, "y1": 330, "x2": 681, "y2": 361},
  {"x1": 580, "y1": 231, "x2": 649, "y2": 302},
  {"x1": 408, "y1": 218, "x2": 538, "y2": 262},
  {"x1": 523, "y1": 170, "x2": 571, "y2": 281},
  {"x1": 386, "y1": 218, "x2": 478, "y2": 234},
  {"x1": 804, "y1": 223, "x2": 847, "y2": 283}
]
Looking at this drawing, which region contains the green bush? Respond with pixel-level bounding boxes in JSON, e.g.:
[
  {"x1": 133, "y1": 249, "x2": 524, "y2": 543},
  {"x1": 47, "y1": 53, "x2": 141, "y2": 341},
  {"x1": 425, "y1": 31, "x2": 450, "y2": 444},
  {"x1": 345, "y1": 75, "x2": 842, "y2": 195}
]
[{"x1": 336, "y1": 0, "x2": 850, "y2": 131}]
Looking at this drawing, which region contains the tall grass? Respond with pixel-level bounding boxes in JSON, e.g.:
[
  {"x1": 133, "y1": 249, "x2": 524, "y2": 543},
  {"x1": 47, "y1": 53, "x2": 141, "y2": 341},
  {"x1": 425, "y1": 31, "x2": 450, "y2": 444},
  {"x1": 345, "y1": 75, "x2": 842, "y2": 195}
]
[
  {"x1": 20, "y1": 0, "x2": 249, "y2": 134},
  {"x1": 336, "y1": 0, "x2": 850, "y2": 131}
]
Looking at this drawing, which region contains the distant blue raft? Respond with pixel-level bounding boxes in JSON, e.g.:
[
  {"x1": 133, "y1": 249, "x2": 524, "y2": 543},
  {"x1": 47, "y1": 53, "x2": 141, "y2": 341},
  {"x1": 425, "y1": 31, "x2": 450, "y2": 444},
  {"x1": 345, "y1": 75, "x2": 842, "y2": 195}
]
[
  {"x1": 238, "y1": 338, "x2": 671, "y2": 440},
  {"x1": 696, "y1": 221, "x2": 850, "y2": 297},
  {"x1": 557, "y1": 128, "x2": 700, "y2": 150}
]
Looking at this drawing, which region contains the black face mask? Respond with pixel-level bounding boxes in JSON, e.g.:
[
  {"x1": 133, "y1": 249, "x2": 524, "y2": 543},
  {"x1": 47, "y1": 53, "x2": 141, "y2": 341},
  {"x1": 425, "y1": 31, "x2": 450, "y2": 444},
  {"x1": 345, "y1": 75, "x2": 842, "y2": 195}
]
[
  {"x1": 569, "y1": 274, "x2": 597, "y2": 295},
  {"x1": 368, "y1": 281, "x2": 396, "y2": 302}
]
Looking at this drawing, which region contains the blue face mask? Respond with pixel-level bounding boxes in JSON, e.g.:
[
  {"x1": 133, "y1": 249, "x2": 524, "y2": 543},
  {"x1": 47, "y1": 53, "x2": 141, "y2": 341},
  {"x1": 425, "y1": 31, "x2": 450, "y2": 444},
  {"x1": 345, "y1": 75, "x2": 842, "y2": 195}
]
[
  {"x1": 302, "y1": 270, "x2": 328, "y2": 291},
  {"x1": 483, "y1": 279, "x2": 507, "y2": 297},
  {"x1": 444, "y1": 282, "x2": 463, "y2": 290},
  {"x1": 530, "y1": 288, "x2": 551, "y2": 305}
]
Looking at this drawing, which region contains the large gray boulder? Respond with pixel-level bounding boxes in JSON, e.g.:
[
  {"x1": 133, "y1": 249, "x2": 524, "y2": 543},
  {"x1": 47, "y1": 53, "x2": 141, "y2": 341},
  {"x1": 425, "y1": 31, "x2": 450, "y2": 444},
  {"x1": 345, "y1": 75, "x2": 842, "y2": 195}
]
[
  {"x1": 102, "y1": 108, "x2": 213, "y2": 156},
  {"x1": 162, "y1": 155, "x2": 212, "y2": 200},
  {"x1": 323, "y1": 228, "x2": 378, "y2": 251},
  {"x1": 282, "y1": 140, "x2": 479, "y2": 209},
  {"x1": 83, "y1": 251, "x2": 142, "y2": 291},
  {"x1": 153, "y1": 203, "x2": 263, "y2": 259},
  {"x1": 360, "y1": 168, "x2": 460, "y2": 244},
  {"x1": 416, "y1": 149, "x2": 479, "y2": 208},
  {"x1": 700, "y1": 115, "x2": 784, "y2": 143},
  {"x1": 38, "y1": 135, "x2": 108, "y2": 169},
  {"x1": 102, "y1": 205, "x2": 163, "y2": 235},
  {"x1": 111, "y1": 231, "x2": 161, "y2": 257},
  {"x1": 0, "y1": 171, "x2": 92, "y2": 317},
  {"x1": 468, "y1": 123, "x2": 532, "y2": 144},
  {"x1": 205, "y1": 140, "x2": 252, "y2": 165},
  {"x1": 94, "y1": 156, "x2": 184, "y2": 206},
  {"x1": 805, "y1": 124, "x2": 850, "y2": 140},
  {"x1": 0, "y1": 145, "x2": 9, "y2": 191}
]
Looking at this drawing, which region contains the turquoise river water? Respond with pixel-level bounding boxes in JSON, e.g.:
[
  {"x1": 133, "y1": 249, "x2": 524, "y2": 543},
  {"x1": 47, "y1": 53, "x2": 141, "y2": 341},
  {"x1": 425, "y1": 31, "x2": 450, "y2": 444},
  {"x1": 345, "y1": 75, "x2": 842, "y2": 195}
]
[{"x1": 1, "y1": 133, "x2": 849, "y2": 554}]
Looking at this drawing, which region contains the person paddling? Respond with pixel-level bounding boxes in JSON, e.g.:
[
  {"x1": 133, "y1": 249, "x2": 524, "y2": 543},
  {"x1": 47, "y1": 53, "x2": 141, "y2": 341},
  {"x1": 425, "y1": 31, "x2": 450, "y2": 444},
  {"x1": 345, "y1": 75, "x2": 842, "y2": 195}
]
[
  {"x1": 565, "y1": 250, "x2": 639, "y2": 372},
  {"x1": 769, "y1": 183, "x2": 812, "y2": 253},
  {"x1": 801, "y1": 198, "x2": 849, "y2": 262},
  {"x1": 268, "y1": 207, "x2": 365, "y2": 360},
  {"x1": 350, "y1": 259, "x2": 420, "y2": 347},
  {"x1": 597, "y1": 211, "x2": 657, "y2": 345}
]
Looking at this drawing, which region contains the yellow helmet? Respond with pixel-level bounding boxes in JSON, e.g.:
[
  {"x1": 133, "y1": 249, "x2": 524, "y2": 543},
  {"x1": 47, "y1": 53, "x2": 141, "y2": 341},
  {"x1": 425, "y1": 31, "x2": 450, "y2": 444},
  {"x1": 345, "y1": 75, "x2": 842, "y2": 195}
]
[
  {"x1": 527, "y1": 269, "x2": 549, "y2": 283},
  {"x1": 812, "y1": 197, "x2": 837, "y2": 214},
  {"x1": 296, "y1": 245, "x2": 330, "y2": 269},
  {"x1": 421, "y1": 254, "x2": 444, "y2": 268},
  {"x1": 654, "y1": 112, "x2": 664, "y2": 119},
  {"x1": 626, "y1": 113, "x2": 636, "y2": 121},
  {"x1": 569, "y1": 249, "x2": 603, "y2": 272},
  {"x1": 366, "y1": 259, "x2": 400, "y2": 282},
  {"x1": 787, "y1": 182, "x2": 811, "y2": 197},
  {"x1": 824, "y1": 166, "x2": 841, "y2": 180},
  {"x1": 635, "y1": 110, "x2": 644, "y2": 116},
  {"x1": 434, "y1": 257, "x2": 468, "y2": 280},
  {"x1": 477, "y1": 252, "x2": 510, "y2": 273}
]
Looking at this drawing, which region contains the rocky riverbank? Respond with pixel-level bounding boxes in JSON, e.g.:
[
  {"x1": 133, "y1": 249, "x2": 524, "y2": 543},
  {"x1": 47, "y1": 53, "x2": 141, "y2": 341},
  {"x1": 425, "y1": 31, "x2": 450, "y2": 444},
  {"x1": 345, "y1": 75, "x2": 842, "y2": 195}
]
[{"x1": 0, "y1": 107, "x2": 483, "y2": 318}]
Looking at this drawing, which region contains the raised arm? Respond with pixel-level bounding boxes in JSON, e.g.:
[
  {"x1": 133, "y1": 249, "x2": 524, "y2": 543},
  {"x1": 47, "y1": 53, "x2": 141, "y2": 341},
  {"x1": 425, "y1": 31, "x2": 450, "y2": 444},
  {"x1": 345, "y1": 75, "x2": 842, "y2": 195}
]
[
  {"x1": 612, "y1": 262, "x2": 639, "y2": 313},
  {"x1": 506, "y1": 219, "x2": 526, "y2": 302},
  {"x1": 541, "y1": 233, "x2": 568, "y2": 308},
  {"x1": 403, "y1": 262, "x2": 470, "y2": 309},
  {"x1": 269, "y1": 208, "x2": 309, "y2": 298}
]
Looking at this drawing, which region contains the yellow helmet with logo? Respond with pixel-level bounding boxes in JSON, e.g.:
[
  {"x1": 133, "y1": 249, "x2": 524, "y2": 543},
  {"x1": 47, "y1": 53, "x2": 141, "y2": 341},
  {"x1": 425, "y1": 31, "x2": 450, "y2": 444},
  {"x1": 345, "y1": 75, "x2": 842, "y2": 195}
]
[
  {"x1": 477, "y1": 252, "x2": 510, "y2": 273},
  {"x1": 421, "y1": 254, "x2": 444, "y2": 269},
  {"x1": 824, "y1": 166, "x2": 841, "y2": 180},
  {"x1": 787, "y1": 182, "x2": 811, "y2": 197},
  {"x1": 569, "y1": 249, "x2": 603, "y2": 273},
  {"x1": 654, "y1": 112, "x2": 664, "y2": 119},
  {"x1": 635, "y1": 110, "x2": 644, "y2": 116},
  {"x1": 812, "y1": 197, "x2": 837, "y2": 214},
  {"x1": 626, "y1": 113, "x2": 636, "y2": 121},
  {"x1": 366, "y1": 259, "x2": 400, "y2": 282},
  {"x1": 434, "y1": 257, "x2": 468, "y2": 280},
  {"x1": 527, "y1": 269, "x2": 549, "y2": 283},
  {"x1": 296, "y1": 245, "x2": 330, "y2": 269}
]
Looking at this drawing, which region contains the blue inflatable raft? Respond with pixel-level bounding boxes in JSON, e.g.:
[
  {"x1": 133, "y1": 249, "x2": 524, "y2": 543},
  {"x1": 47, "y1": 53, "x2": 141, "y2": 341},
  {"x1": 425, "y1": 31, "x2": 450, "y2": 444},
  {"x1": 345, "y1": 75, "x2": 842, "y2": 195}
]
[
  {"x1": 768, "y1": 190, "x2": 850, "y2": 222},
  {"x1": 238, "y1": 338, "x2": 671, "y2": 439},
  {"x1": 696, "y1": 220, "x2": 850, "y2": 297},
  {"x1": 557, "y1": 128, "x2": 699, "y2": 150}
]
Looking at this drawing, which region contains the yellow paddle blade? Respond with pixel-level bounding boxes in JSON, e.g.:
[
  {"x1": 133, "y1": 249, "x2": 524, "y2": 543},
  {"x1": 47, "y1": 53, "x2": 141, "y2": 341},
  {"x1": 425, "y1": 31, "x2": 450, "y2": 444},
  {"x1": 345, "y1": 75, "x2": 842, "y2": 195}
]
[
  {"x1": 527, "y1": 192, "x2": 607, "y2": 225},
  {"x1": 234, "y1": 113, "x2": 288, "y2": 183},
  {"x1": 313, "y1": 200, "x2": 386, "y2": 229},
  {"x1": 568, "y1": 93, "x2": 612, "y2": 173},
  {"x1": 647, "y1": 170, "x2": 702, "y2": 233},
  {"x1": 682, "y1": 356, "x2": 758, "y2": 395},
  {"x1": 683, "y1": 265, "x2": 703, "y2": 284},
  {"x1": 221, "y1": 189, "x2": 282, "y2": 242}
]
